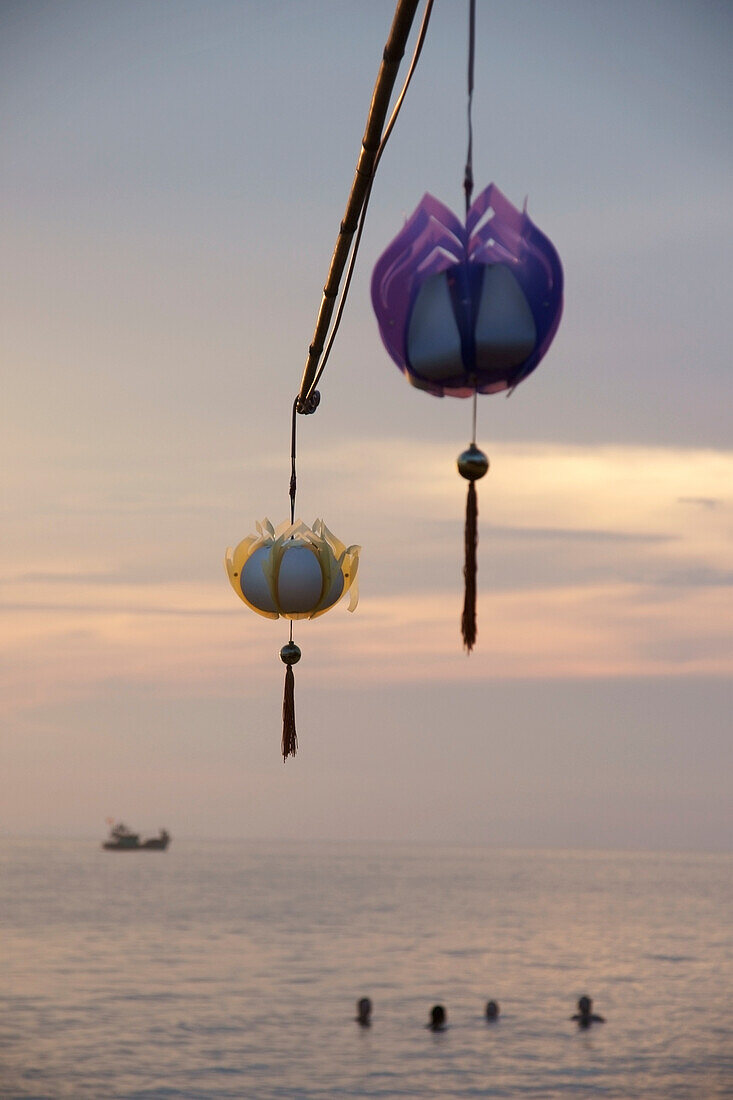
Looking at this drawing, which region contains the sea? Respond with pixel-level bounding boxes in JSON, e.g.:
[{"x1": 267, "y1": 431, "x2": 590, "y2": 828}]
[{"x1": 1, "y1": 839, "x2": 731, "y2": 1099}]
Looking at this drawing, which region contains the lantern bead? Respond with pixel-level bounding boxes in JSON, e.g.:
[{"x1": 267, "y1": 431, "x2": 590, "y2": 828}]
[
  {"x1": 457, "y1": 444, "x2": 489, "y2": 481},
  {"x1": 280, "y1": 641, "x2": 301, "y2": 666}
]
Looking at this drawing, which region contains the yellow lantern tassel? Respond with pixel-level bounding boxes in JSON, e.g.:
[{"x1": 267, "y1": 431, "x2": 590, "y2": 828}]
[
  {"x1": 282, "y1": 664, "x2": 297, "y2": 760},
  {"x1": 280, "y1": 641, "x2": 301, "y2": 760}
]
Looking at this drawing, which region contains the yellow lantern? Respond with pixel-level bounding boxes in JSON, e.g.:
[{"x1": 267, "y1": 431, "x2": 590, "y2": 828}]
[
  {"x1": 225, "y1": 518, "x2": 360, "y2": 759},
  {"x1": 225, "y1": 518, "x2": 359, "y2": 620}
]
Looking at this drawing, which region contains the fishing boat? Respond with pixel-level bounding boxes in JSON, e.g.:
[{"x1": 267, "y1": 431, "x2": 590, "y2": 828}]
[{"x1": 102, "y1": 822, "x2": 171, "y2": 851}]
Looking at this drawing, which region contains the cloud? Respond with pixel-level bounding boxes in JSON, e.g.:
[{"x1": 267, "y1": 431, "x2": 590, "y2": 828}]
[
  {"x1": 9, "y1": 570, "x2": 152, "y2": 586},
  {"x1": 305, "y1": 439, "x2": 733, "y2": 590},
  {"x1": 1, "y1": 575, "x2": 730, "y2": 718},
  {"x1": 2, "y1": 442, "x2": 731, "y2": 714},
  {"x1": 647, "y1": 567, "x2": 733, "y2": 589},
  {"x1": 677, "y1": 497, "x2": 720, "y2": 510},
  {"x1": 483, "y1": 524, "x2": 673, "y2": 544}
]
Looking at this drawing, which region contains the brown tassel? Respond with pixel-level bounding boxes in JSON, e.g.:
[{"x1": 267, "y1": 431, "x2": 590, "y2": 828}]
[
  {"x1": 457, "y1": 443, "x2": 489, "y2": 653},
  {"x1": 279, "y1": 640, "x2": 301, "y2": 761},
  {"x1": 282, "y1": 663, "x2": 297, "y2": 760},
  {"x1": 461, "y1": 479, "x2": 478, "y2": 652}
]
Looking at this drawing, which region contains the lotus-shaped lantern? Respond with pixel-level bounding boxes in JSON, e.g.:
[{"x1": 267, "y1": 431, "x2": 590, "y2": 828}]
[
  {"x1": 225, "y1": 518, "x2": 360, "y2": 621},
  {"x1": 225, "y1": 518, "x2": 360, "y2": 760},
  {"x1": 371, "y1": 183, "x2": 563, "y2": 397},
  {"x1": 372, "y1": 182, "x2": 563, "y2": 652}
]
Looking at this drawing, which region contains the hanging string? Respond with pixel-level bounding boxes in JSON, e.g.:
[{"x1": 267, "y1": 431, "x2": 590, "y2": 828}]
[
  {"x1": 459, "y1": 0, "x2": 485, "y2": 654},
  {"x1": 298, "y1": 0, "x2": 435, "y2": 409},
  {"x1": 463, "y1": 0, "x2": 476, "y2": 215},
  {"x1": 281, "y1": 402, "x2": 299, "y2": 758},
  {"x1": 289, "y1": 396, "x2": 298, "y2": 525},
  {"x1": 277, "y1": 1, "x2": 436, "y2": 761},
  {"x1": 287, "y1": 394, "x2": 299, "y2": 652}
]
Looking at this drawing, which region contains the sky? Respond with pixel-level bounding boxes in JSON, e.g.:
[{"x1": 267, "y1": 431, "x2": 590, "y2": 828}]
[{"x1": 1, "y1": 0, "x2": 731, "y2": 850}]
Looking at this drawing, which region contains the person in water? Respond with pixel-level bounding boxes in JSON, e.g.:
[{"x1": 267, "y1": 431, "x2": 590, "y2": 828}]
[
  {"x1": 485, "y1": 999, "x2": 500, "y2": 1022},
  {"x1": 355, "y1": 997, "x2": 372, "y2": 1027},
  {"x1": 428, "y1": 1004, "x2": 447, "y2": 1031},
  {"x1": 571, "y1": 995, "x2": 605, "y2": 1028}
]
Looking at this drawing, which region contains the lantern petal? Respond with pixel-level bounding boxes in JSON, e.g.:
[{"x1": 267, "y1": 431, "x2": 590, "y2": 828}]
[
  {"x1": 256, "y1": 518, "x2": 276, "y2": 540},
  {"x1": 474, "y1": 265, "x2": 537, "y2": 372},
  {"x1": 307, "y1": 523, "x2": 342, "y2": 617},
  {"x1": 467, "y1": 183, "x2": 524, "y2": 259},
  {"x1": 314, "y1": 518, "x2": 345, "y2": 560},
  {"x1": 468, "y1": 184, "x2": 563, "y2": 390},
  {"x1": 407, "y1": 271, "x2": 465, "y2": 383},
  {"x1": 371, "y1": 194, "x2": 467, "y2": 378},
  {"x1": 241, "y1": 545, "x2": 280, "y2": 615},
  {"x1": 343, "y1": 546, "x2": 361, "y2": 612},
  {"x1": 225, "y1": 537, "x2": 253, "y2": 585},
  {"x1": 225, "y1": 527, "x2": 280, "y2": 619}
]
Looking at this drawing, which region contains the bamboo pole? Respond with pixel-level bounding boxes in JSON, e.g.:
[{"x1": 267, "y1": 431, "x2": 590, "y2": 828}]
[{"x1": 296, "y1": 0, "x2": 421, "y2": 412}]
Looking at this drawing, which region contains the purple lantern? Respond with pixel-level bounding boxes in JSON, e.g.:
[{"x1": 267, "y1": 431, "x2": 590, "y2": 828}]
[
  {"x1": 371, "y1": 182, "x2": 563, "y2": 653},
  {"x1": 371, "y1": 183, "x2": 563, "y2": 397}
]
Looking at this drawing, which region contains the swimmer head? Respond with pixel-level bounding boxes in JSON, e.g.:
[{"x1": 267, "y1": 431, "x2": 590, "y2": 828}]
[{"x1": 356, "y1": 997, "x2": 372, "y2": 1026}]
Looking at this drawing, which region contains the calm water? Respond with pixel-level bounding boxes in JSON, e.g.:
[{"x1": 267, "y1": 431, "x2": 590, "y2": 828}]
[{"x1": 1, "y1": 839, "x2": 731, "y2": 1099}]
